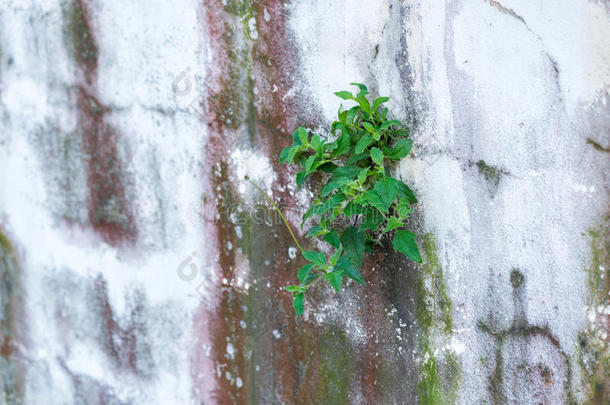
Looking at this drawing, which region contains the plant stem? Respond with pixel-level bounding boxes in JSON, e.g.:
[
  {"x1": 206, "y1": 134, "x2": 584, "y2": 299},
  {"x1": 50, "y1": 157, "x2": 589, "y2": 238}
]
[{"x1": 245, "y1": 176, "x2": 304, "y2": 253}]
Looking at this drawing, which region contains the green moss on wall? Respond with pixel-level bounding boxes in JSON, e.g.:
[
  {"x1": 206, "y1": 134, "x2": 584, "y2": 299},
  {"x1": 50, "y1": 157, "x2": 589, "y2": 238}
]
[
  {"x1": 415, "y1": 233, "x2": 460, "y2": 404},
  {"x1": 316, "y1": 328, "x2": 354, "y2": 404},
  {"x1": 475, "y1": 160, "x2": 506, "y2": 197},
  {"x1": 578, "y1": 216, "x2": 609, "y2": 404},
  {"x1": 418, "y1": 356, "x2": 443, "y2": 405},
  {"x1": 420, "y1": 234, "x2": 453, "y2": 334},
  {"x1": 586, "y1": 138, "x2": 610, "y2": 154}
]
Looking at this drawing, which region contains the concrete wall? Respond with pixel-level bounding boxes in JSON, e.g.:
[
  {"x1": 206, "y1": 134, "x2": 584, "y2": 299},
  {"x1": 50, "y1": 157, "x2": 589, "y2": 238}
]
[{"x1": 0, "y1": 0, "x2": 608, "y2": 403}]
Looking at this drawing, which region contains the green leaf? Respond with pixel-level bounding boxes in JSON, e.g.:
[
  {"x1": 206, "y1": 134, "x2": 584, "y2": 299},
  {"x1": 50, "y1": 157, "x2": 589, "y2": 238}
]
[
  {"x1": 396, "y1": 180, "x2": 418, "y2": 204},
  {"x1": 279, "y1": 146, "x2": 291, "y2": 163},
  {"x1": 303, "y1": 250, "x2": 327, "y2": 267},
  {"x1": 288, "y1": 147, "x2": 302, "y2": 164},
  {"x1": 297, "y1": 265, "x2": 312, "y2": 284},
  {"x1": 324, "y1": 229, "x2": 341, "y2": 248},
  {"x1": 306, "y1": 226, "x2": 326, "y2": 239},
  {"x1": 363, "y1": 189, "x2": 388, "y2": 214},
  {"x1": 357, "y1": 166, "x2": 370, "y2": 185},
  {"x1": 378, "y1": 107, "x2": 389, "y2": 120},
  {"x1": 362, "y1": 122, "x2": 375, "y2": 134},
  {"x1": 301, "y1": 201, "x2": 319, "y2": 227},
  {"x1": 304, "y1": 155, "x2": 318, "y2": 174},
  {"x1": 347, "y1": 153, "x2": 369, "y2": 165},
  {"x1": 331, "y1": 166, "x2": 361, "y2": 182},
  {"x1": 296, "y1": 170, "x2": 306, "y2": 188},
  {"x1": 373, "y1": 177, "x2": 398, "y2": 207},
  {"x1": 355, "y1": 135, "x2": 373, "y2": 154},
  {"x1": 355, "y1": 93, "x2": 370, "y2": 114},
  {"x1": 344, "y1": 201, "x2": 365, "y2": 217},
  {"x1": 359, "y1": 209, "x2": 384, "y2": 231},
  {"x1": 330, "y1": 247, "x2": 342, "y2": 267},
  {"x1": 396, "y1": 198, "x2": 413, "y2": 218},
  {"x1": 395, "y1": 128, "x2": 410, "y2": 138},
  {"x1": 384, "y1": 139, "x2": 412, "y2": 160},
  {"x1": 350, "y1": 82, "x2": 369, "y2": 93},
  {"x1": 317, "y1": 162, "x2": 338, "y2": 173},
  {"x1": 311, "y1": 134, "x2": 324, "y2": 155},
  {"x1": 370, "y1": 147, "x2": 383, "y2": 166},
  {"x1": 380, "y1": 120, "x2": 401, "y2": 131},
  {"x1": 340, "y1": 226, "x2": 365, "y2": 267},
  {"x1": 335, "y1": 91, "x2": 353, "y2": 100},
  {"x1": 298, "y1": 264, "x2": 319, "y2": 285},
  {"x1": 298, "y1": 127, "x2": 309, "y2": 146},
  {"x1": 325, "y1": 270, "x2": 343, "y2": 292},
  {"x1": 291, "y1": 128, "x2": 302, "y2": 143},
  {"x1": 384, "y1": 216, "x2": 404, "y2": 232},
  {"x1": 285, "y1": 285, "x2": 305, "y2": 293},
  {"x1": 393, "y1": 230, "x2": 422, "y2": 263},
  {"x1": 371, "y1": 96, "x2": 389, "y2": 113},
  {"x1": 345, "y1": 106, "x2": 360, "y2": 124},
  {"x1": 335, "y1": 255, "x2": 365, "y2": 284},
  {"x1": 335, "y1": 132, "x2": 351, "y2": 156},
  {"x1": 312, "y1": 193, "x2": 347, "y2": 217},
  {"x1": 292, "y1": 293, "x2": 305, "y2": 317},
  {"x1": 320, "y1": 181, "x2": 342, "y2": 197}
]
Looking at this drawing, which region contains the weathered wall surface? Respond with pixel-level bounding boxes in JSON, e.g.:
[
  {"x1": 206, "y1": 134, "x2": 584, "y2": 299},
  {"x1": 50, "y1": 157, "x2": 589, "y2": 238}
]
[{"x1": 0, "y1": 0, "x2": 608, "y2": 404}]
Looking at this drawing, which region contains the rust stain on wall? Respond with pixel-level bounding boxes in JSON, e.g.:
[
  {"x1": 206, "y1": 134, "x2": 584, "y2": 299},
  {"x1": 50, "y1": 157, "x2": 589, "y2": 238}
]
[
  {"x1": 193, "y1": 1, "x2": 328, "y2": 403},
  {"x1": 64, "y1": 0, "x2": 136, "y2": 246}
]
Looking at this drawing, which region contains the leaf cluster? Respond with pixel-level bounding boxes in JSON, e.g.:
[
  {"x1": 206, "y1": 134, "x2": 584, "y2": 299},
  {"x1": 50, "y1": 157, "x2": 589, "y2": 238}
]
[{"x1": 280, "y1": 83, "x2": 421, "y2": 317}]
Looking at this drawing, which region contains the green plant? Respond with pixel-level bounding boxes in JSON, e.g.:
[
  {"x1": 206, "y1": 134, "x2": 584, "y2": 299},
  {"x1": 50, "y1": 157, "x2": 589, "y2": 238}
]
[{"x1": 249, "y1": 83, "x2": 421, "y2": 317}]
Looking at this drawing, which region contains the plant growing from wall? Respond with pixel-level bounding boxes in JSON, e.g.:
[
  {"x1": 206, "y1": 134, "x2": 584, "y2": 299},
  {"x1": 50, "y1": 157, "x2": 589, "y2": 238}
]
[{"x1": 248, "y1": 83, "x2": 421, "y2": 316}]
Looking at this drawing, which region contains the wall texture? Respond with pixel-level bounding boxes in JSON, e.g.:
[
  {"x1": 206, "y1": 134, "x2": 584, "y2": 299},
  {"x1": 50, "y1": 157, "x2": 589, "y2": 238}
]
[{"x1": 0, "y1": 0, "x2": 608, "y2": 404}]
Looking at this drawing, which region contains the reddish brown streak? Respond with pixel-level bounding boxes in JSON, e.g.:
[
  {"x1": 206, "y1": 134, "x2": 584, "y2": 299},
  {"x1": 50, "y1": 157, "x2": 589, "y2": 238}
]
[{"x1": 69, "y1": 0, "x2": 135, "y2": 246}]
